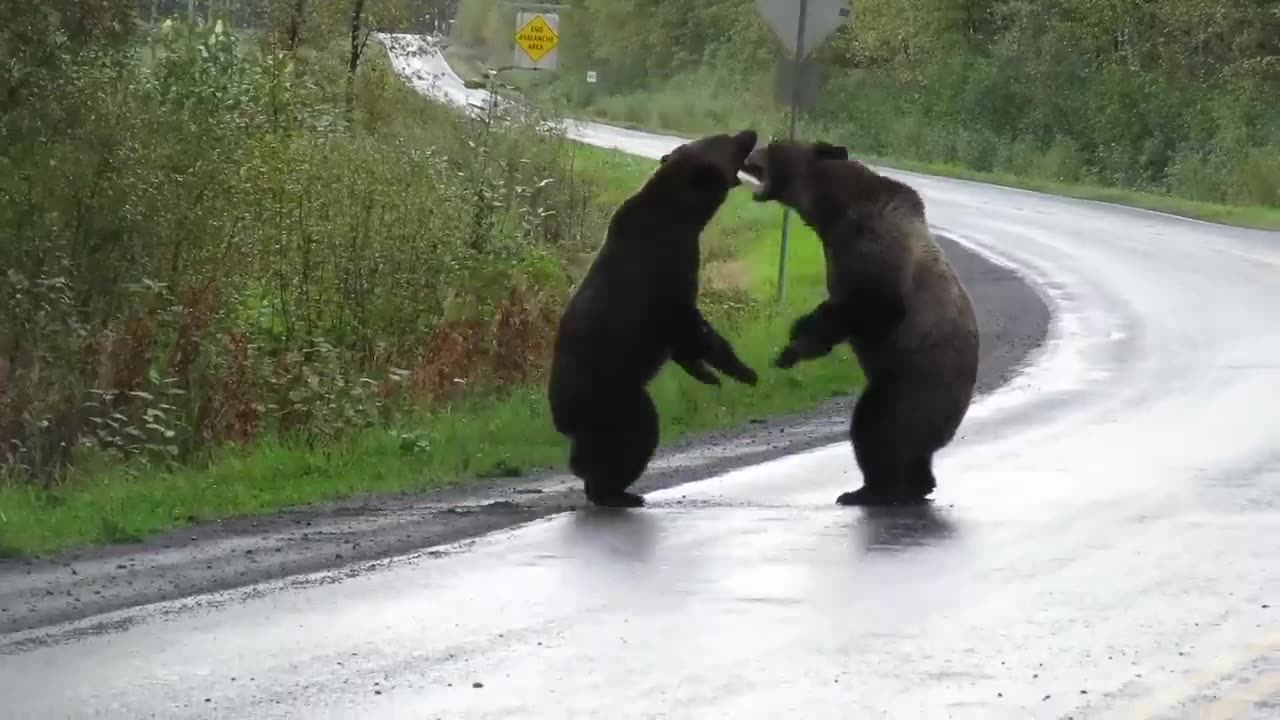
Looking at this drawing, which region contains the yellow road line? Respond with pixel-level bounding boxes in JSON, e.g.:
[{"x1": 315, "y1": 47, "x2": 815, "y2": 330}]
[
  {"x1": 1195, "y1": 670, "x2": 1280, "y2": 720},
  {"x1": 1120, "y1": 630, "x2": 1280, "y2": 720}
]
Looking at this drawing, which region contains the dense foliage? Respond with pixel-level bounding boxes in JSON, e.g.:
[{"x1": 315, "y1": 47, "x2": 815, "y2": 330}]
[
  {"x1": 457, "y1": 0, "x2": 1279, "y2": 207},
  {"x1": 1, "y1": 1, "x2": 610, "y2": 479}
]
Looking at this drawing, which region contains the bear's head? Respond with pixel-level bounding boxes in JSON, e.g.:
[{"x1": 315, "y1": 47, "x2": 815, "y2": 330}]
[
  {"x1": 651, "y1": 129, "x2": 759, "y2": 211},
  {"x1": 741, "y1": 139, "x2": 850, "y2": 209}
]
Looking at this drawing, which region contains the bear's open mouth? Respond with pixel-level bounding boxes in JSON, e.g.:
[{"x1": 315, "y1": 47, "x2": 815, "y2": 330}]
[{"x1": 737, "y1": 164, "x2": 767, "y2": 199}]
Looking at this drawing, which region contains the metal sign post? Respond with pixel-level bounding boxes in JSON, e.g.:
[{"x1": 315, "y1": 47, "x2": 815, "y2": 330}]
[
  {"x1": 776, "y1": 0, "x2": 808, "y2": 303},
  {"x1": 754, "y1": 0, "x2": 852, "y2": 301}
]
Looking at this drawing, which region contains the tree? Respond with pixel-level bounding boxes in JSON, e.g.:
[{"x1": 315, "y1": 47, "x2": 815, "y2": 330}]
[
  {"x1": 347, "y1": 0, "x2": 369, "y2": 113},
  {"x1": 287, "y1": 0, "x2": 306, "y2": 50}
]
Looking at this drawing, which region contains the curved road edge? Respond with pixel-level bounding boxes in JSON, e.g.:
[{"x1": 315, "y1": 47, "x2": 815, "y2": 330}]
[{"x1": 0, "y1": 40, "x2": 1053, "y2": 638}]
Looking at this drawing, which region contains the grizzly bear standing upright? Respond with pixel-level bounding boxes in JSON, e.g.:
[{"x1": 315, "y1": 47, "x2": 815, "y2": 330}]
[
  {"x1": 547, "y1": 130, "x2": 761, "y2": 509},
  {"x1": 742, "y1": 139, "x2": 980, "y2": 506}
]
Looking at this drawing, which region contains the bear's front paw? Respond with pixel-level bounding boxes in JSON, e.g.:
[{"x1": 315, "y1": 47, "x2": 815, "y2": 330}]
[
  {"x1": 684, "y1": 361, "x2": 722, "y2": 386},
  {"x1": 773, "y1": 346, "x2": 800, "y2": 369},
  {"x1": 729, "y1": 364, "x2": 759, "y2": 386}
]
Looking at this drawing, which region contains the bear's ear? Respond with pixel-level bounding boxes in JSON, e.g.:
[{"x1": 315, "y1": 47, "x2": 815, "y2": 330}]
[
  {"x1": 812, "y1": 142, "x2": 849, "y2": 161},
  {"x1": 733, "y1": 129, "x2": 759, "y2": 152},
  {"x1": 659, "y1": 152, "x2": 673, "y2": 164}
]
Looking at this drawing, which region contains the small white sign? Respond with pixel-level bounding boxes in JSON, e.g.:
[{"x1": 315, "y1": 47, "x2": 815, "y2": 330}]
[{"x1": 586, "y1": 70, "x2": 597, "y2": 83}]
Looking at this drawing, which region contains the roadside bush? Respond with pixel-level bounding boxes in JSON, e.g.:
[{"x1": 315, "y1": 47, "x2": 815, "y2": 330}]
[{"x1": 0, "y1": 17, "x2": 609, "y2": 480}]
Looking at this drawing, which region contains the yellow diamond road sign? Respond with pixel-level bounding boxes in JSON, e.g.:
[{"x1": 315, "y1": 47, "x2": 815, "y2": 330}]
[{"x1": 514, "y1": 14, "x2": 558, "y2": 63}]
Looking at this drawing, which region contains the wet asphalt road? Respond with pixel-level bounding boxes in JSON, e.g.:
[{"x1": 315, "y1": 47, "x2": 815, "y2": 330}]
[{"x1": 1, "y1": 35, "x2": 1278, "y2": 719}]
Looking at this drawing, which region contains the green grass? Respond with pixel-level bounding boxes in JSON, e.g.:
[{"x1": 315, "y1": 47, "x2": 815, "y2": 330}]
[
  {"x1": 0, "y1": 389, "x2": 566, "y2": 554},
  {"x1": 0, "y1": 146, "x2": 856, "y2": 558}
]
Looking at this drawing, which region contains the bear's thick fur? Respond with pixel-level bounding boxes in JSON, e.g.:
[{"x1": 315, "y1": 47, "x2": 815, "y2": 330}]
[
  {"x1": 742, "y1": 139, "x2": 980, "y2": 506},
  {"x1": 547, "y1": 129, "x2": 760, "y2": 508}
]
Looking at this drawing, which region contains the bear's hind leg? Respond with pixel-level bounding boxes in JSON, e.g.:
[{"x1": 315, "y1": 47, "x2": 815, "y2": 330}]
[
  {"x1": 838, "y1": 378, "x2": 925, "y2": 506},
  {"x1": 897, "y1": 381, "x2": 961, "y2": 502},
  {"x1": 572, "y1": 392, "x2": 659, "y2": 509},
  {"x1": 573, "y1": 432, "x2": 647, "y2": 508},
  {"x1": 905, "y1": 454, "x2": 937, "y2": 501}
]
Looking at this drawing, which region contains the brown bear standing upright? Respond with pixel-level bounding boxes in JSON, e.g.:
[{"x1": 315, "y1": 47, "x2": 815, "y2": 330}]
[
  {"x1": 742, "y1": 139, "x2": 980, "y2": 506},
  {"x1": 547, "y1": 129, "x2": 761, "y2": 509}
]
